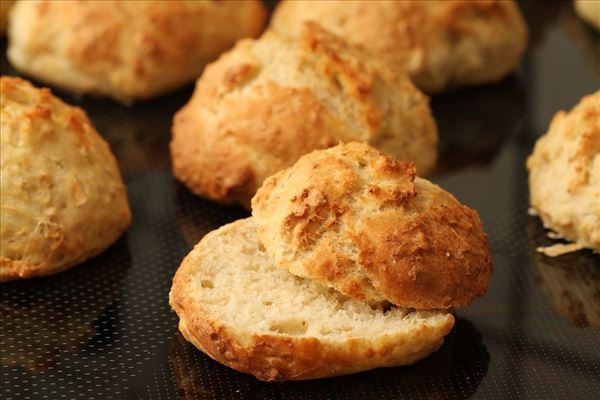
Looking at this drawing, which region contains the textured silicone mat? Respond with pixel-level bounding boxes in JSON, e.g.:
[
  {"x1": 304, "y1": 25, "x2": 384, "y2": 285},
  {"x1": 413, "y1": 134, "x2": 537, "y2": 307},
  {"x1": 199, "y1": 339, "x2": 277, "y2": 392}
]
[{"x1": 1, "y1": 2, "x2": 599, "y2": 399}]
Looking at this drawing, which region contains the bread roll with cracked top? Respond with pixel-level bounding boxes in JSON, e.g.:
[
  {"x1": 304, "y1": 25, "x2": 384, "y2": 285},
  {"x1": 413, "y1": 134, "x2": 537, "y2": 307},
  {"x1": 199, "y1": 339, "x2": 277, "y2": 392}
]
[
  {"x1": 527, "y1": 91, "x2": 600, "y2": 253},
  {"x1": 252, "y1": 142, "x2": 493, "y2": 309},
  {"x1": 7, "y1": 0, "x2": 266, "y2": 102},
  {"x1": 0, "y1": 76, "x2": 131, "y2": 282},
  {"x1": 171, "y1": 22, "x2": 438, "y2": 208},
  {"x1": 271, "y1": 0, "x2": 527, "y2": 94}
]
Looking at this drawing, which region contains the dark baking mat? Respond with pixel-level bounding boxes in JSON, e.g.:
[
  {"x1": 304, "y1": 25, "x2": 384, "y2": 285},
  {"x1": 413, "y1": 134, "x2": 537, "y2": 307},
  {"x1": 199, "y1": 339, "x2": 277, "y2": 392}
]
[{"x1": 1, "y1": 2, "x2": 599, "y2": 399}]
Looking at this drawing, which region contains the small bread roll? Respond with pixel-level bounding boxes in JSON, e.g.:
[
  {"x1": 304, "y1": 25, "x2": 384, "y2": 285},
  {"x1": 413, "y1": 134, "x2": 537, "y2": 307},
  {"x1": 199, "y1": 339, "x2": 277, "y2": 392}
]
[
  {"x1": 252, "y1": 142, "x2": 493, "y2": 310},
  {"x1": 575, "y1": 0, "x2": 600, "y2": 31},
  {"x1": 527, "y1": 91, "x2": 600, "y2": 253},
  {"x1": 0, "y1": 0, "x2": 14, "y2": 34},
  {"x1": 171, "y1": 22, "x2": 438, "y2": 208},
  {"x1": 271, "y1": 0, "x2": 528, "y2": 94},
  {"x1": 7, "y1": 0, "x2": 266, "y2": 102},
  {"x1": 0, "y1": 77, "x2": 131, "y2": 281}
]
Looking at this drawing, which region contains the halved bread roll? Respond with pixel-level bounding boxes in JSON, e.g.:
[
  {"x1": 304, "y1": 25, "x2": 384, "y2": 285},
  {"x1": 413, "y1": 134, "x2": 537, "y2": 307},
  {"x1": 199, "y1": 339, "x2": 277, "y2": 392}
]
[
  {"x1": 252, "y1": 142, "x2": 493, "y2": 310},
  {"x1": 169, "y1": 218, "x2": 455, "y2": 382}
]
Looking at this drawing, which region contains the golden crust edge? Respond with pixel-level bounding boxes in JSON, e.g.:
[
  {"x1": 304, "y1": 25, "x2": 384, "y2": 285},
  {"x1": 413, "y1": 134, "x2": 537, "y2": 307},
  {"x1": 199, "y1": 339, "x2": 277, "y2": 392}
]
[{"x1": 0, "y1": 226, "x2": 130, "y2": 283}]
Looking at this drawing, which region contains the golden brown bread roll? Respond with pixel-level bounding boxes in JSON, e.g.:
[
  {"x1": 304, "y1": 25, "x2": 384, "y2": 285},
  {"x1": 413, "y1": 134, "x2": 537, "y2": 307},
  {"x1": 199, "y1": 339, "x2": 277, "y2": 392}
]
[
  {"x1": 7, "y1": 0, "x2": 266, "y2": 102},
  {"x1": 252, "y1": 142, "x2": 493, "y2": 310},
  {"x1": 527, "y1": 91, "x2": 600, "y2": 254},
  {"x1": 171, "y1": 22, "x2": 438, "y2": 208},
  {"x1": 0, "y1": 76, "x2": 131, "y2": 281},
  {"x1": 271, "y1": 0, "x2": 528, "y2": 94}
]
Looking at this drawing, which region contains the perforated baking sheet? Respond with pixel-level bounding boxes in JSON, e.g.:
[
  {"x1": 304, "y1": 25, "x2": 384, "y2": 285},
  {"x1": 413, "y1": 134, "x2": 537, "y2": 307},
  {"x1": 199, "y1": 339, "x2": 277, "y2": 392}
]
[{"x1": 1, "y1": 2, "x2": 599, "y2": 399}]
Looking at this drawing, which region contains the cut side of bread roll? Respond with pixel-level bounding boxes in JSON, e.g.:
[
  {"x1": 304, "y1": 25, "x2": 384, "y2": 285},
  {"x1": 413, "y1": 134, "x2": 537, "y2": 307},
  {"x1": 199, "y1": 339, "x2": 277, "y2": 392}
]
[{"x1": 169, "y1": 218, "x2": 455, "y2": 382}]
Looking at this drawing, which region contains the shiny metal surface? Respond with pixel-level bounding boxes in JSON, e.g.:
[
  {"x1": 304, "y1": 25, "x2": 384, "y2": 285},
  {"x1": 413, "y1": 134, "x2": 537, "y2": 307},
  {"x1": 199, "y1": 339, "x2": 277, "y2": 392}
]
[{"x1": 1, "y1": 2, "x2": 599, "y2": 399}]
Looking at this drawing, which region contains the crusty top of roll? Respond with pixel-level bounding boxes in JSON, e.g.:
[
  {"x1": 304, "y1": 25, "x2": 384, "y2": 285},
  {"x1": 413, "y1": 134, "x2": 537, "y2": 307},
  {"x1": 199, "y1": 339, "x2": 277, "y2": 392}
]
[
  {"x1": 171, "y1": 22, "x2": 437, "y2": 208},
  {"x1": 252, "y1": 142, "x2": 493, "y2": 309},
  {"x1": 7, "y1": 0, "x2": 266, "y2": 101},
  {"x1": 271, "y1": 0, "x2": 527, "y2": 94},
  {"x1": 0, "y1": 76, "x2": 131, "y2": 282},
  {"x1": 527, "y1": 91, "x2": 600, "y2": 252}
]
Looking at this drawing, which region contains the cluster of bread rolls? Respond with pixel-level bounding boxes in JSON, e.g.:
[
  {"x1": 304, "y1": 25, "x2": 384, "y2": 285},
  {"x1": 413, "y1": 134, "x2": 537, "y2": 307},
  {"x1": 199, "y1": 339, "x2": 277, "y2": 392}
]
[
  {"x1": 1, "y1": 0, "x2": 268, "y2": 279},
  {"x1": 2, "y1": 0, "x2": 597, "y2": 384}
]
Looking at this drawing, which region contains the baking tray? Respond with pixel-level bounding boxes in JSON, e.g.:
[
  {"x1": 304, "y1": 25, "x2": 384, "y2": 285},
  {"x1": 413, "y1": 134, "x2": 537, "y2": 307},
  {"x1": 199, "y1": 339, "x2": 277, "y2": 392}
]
[{"x1": 1, "y1": 1, "x2": 599, "y2": 399}]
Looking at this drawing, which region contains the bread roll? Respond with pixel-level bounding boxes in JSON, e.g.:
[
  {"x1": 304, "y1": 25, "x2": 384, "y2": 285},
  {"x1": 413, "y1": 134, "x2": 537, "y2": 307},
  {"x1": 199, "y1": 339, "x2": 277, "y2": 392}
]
[
  {"x1": 252, "y1": 142, "x2": 493, "y2": 309},
  {"x1": 0, "y1": 76, "x2": 131, "y2": 281},
  {"x1": 1, "y1": 243, "x2": 130, "y2": 371},
  {"x1": 171, "y1": 22, "x2": 438, "y2": 208},
  {"x1": 7, "y1": 0, "x2": 266, "y2": 102},
  {"x1": 527, "y1": 91, "x2": 600, "y2": 253},
  {"x1": 271, "y1": 0, "x2": 527, "y2": 94},
  {"x1": 169, "y1": 218, "x2": 455, "y2": 381}
]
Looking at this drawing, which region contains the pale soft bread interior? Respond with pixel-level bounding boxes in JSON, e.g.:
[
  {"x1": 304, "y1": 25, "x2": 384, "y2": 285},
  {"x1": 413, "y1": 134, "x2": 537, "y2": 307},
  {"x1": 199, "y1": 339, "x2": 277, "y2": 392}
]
[
  {"x1": 185, "y1": 218, "x2": 451, "y2": 340},
  {"x1": 170, "y1": 218, "x2": 454, "y2": 380}
]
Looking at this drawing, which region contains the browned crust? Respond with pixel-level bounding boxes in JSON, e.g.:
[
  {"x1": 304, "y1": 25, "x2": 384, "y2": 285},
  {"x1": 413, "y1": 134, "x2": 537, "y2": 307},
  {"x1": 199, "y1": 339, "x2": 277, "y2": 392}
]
[
  {"x1": 348, "y1": 186, "x2": 492, "y2": 309},
  {"x1": 174, "y1": 311, "x2": 452, "y2": 382},
  {"x1": 253, "y1": 143, "x2": 493, "y2": 309},
  {"x1": 170, "y1": 22, "x2": 437, "y2": 207},
  {"x1": 169, "y1": 219, "x2": 455, "y2": 381},
  {"x1": 527, "y1": 91, "x2": 600, "y2": 251},
  {"x1": 271, "y1": 0, "x2": 527, "y2": 93},
  {"x1": 7, "y1": 0, "x2": 267, "y2": 101},
  {"x1": 170, "y1": 80, "x2": 338, "y2": 208}
]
